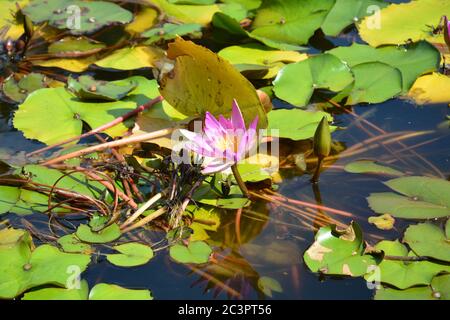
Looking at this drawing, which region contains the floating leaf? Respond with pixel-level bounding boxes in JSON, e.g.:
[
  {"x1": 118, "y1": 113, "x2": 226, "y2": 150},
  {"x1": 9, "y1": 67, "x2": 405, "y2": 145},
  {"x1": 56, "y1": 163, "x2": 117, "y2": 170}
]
[
  {"x1": 14, "y1": 76, "x2": 157, "y2": 145},
  {"x1": 368, "y1": 214, "x2": 395, "y2": 231},
  {"x1": 94, "y1": 46, "x2": 164, "y2": 71},
  {"x1": 68, "y1": 75, "x2": 137, "y2": 101},
  {"x1": 193, "y1": 184, "x2": 250, "y2": 209},
  {"x1": 304, "y1": 222, "x2": 379, "y2": 277},
  {"x1": 159, "y1": 38, "x2": 268, "y2": 128},
  {"x1": 357, "y1": 0, "x2": 450, "y2": 47},
  {"x1": 150, "y1": 0, "x2": 220, "y2": 25},
  {"x1": 88, "y1": 214, "x2": 109, "y2": 232},
  {"x1": 2, "y1": 73, "x2": 52, "y2": 103},
  {"x1": 0, "y1": 0, "x2": 28, "y2": 39},
  {"x1": 408, "y1": 73, "x2": 450, "y2": 105},
  {"x1": 22, "y1": 280, "x2": 89, "y2": 300},
  {"x1": 273, "y1": 54, "x2": 354, "y2": 107},
  {"x1": 344, "y1": 160, "x2": 403, "y2": 176},
  {"x1": 23, "y1": 0, "x2": 133, "y2": 35},
  {"x1": 368, "y1": 193, "x2": 450, "y2": 219},
  {"x1": 188, "y1": 206, "x2": 220, "y2": 242},
  {"x1": 0, "y1": 239, "x2": 91, "y2": 299},
  {"x1": 31, "y1": 56, "x2": 98, "y2": 72},
  {"x1": 266, "y1": 109, "x2": 336, "y2": 141},
  {"x1": 18, "y1": 164, "x2": 105, "y2": 198},
  {"x1": 106, "y1": 243, "x2": 154, "y2": 267},
  {"x1": 125, "y1": 7, "x2": 158, "y2": 34},
  {"x1": 88, "y1": 283, "x2": 153, "y2": 300},
  {"x1": 404, "y1": 223, "x2": 450, "y2": 262},
  {"x1": 321, "y1": 0, "x2": 388, "y2": 36},
  {"x1": 76, "y1": 224, "x2": 121, "y2": 244},
  {"x1": 0, "y1": 185, "x2": 52, "y2": 216},
  {"x1": 346, "y1": 62, "x2": 402, "y2": 105},
  {"x1": 257, "y1": 276, "x2": 283, "y2": 297},
  {"x1": 237, "y1": 163, "x2": 271, "y2": 183},
  {"x1": 365, "y1": 240, "x2": 450, "y2": 289},
  {"x1": 218, "y1": 43, "x2": 307, "y2": 79},
  {"x1": 169, "y1": 241, "x2": 212, "y2": 264},
  {"x1": 251, "y1": 0, "x2": 335, "y2": 47},
  {"x1": 142, "y1": 23, "x2": 202, "y2": 44},
  {"x1": 57, "y1": 234, "x2": 92, "y2": 254},
  {"x1": 328, "y1": 42, "x2": 440, "y2": 92},
  {"x1": 48, "y1": 36, "x2": 105, "y2": 55}
]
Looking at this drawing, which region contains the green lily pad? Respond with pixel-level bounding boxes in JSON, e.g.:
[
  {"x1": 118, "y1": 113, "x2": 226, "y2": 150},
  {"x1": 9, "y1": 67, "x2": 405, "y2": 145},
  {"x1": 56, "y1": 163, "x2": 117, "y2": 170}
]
[
  {"x1": 404, "y1": 223, "x2": 450, "y2": 262},
  {"x1": 375, "y1": 285, "x2": 436, "y2": 300},
  {"x1": 251, "y1": 0, "x2": 335, "y2": 47},
  {"x1": 14, "y1": 76, "x2": 157, "y2": 145},
  {"x1": 365, "y1": 240, "x2": 450, "y2": 289},
  {"x1": 142, "y1": 23, "x2": 203, "y2": 44},
  {"x1": 94, "y1": 46, "x2": 164, "y2": 71},
  {"x1": 222, "y1": 0, "x2": 261, "y2": 10},
  {"x1": 368, "y1": 176, "x2": 450, "y2": 219},
  {"x1": 273, "y1": 54, "x2": 354, "y2": 107},
  {"x1": 22, "y1": 280, "x2": 89, "y2": 300},
  {"x1": 375, "y1": 274, "x2": 450, "y2": 300},
  {"x1": 88, "y1": 283, "x2": 153, "y2": 300},
  {"x1": 386, "y1": 176, "x2": 450, "y2": 209},
  {"x1": 48, "y1": 36, "x2": 105, "y2": 55},
  {"x1": 151, "y1": 0, "x2": 220, "y2": 25},
  {"x1": 237, "y1": 163, "x2": 272, "y2": 182},
  {"x1": 328, "y1": 41, "x2": 440, "y2": 92},
  {"x1": 68, "y1": 75, "x2": 137, "y2": 101},
  {"x1": 218, "y1": 43, "x2": 306, "y2": 79},
  {"x1": 76, "y1": 224, "x2": 121, "y2": 244},
  {"x1": 2, "y1": 73, "x2": 53, "y2": 103},
  {"x1": 18, "y1": 164, "x2": 105, "y2": 198},
  {"x1": 0, "y1": 185, "x2": 53, "y2": 216},
  {"x1": 266, "y1": 109, "x2": 336, "y2": 141},
  {"x1": 193, "y1": 184, "x2": 250, "y2": 209},
  {"x1": 368, "y1": 214, "x2": 395, "y2": 231},
  {"x1": 304, "y1": 222, "x2": 379, "y2": 277},
  {"x1": 344, "y1": 160, "x2": 403, "y2": 176},
  {"x1": 23, "y1": 0, "x2": 133, "y2": 35},
  {"x1": 321, "y1": 0, "x2": 388, "y2": 36},
  {"x1": 0, "y1": 237, "x2": 91, "y2": 299},
  {"x1": 106, "y1": 243, "x2": 154, "y2": 267},
  {"x1": 170, "y1": 241, "x2": 212, "y2": 264},
  {"x1": 368, "y1": 193, "x2": 450, "y2": 219},
  {"x1": 346, "y1": 62, "x2": 402, "y2": 105},
  {"x1": 57, "y1": 234, "x2": 92, "y2": 254},
  {"x1": 257, "y1": 276, "x2": 283, "y2": 297},
  {"x1": 357, "y1": 0, "x2": 450, "y2": 47}
]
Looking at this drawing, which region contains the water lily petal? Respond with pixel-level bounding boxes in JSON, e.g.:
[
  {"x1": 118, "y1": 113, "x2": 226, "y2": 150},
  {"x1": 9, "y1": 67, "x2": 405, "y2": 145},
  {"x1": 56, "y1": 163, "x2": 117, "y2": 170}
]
[
  {"x1": 231, "y1": 99, "x2": 246, "y2": 131},
  {"x1": 202, "y1": 158, "x2": 233, "y2": 174}
]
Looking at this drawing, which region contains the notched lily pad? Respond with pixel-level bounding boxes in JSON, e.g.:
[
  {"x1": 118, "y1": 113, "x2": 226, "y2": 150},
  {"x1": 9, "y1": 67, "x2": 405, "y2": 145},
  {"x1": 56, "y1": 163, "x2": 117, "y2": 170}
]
[
  {"x1": 404, "y1": 223, "x2": 450, "y2": 262},
  {"x1": 304, "y1": 222, "x2": 379, "y2": 277},
  {"x1": 344, "y1": 160, "x2": 403, "y2": 176},
  {"x1": 76, "y1": 224, "x2": 121, "y2": 244},
  {"x1": 169, "y1": 241, "x2": 212, "y2": 264},
  {"x1": 88, "y1": 283, "x2": 153, "y2": 300},
  {"x1": 106, "y1": 243, "x2": 154, "y2": 267}
]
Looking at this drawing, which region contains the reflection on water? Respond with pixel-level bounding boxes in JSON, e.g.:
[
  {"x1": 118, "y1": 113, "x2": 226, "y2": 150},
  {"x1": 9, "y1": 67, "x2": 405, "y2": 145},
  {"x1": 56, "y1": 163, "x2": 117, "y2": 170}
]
[{"x1": 2, "y1": 96, "x2": 448, "y2": 299}]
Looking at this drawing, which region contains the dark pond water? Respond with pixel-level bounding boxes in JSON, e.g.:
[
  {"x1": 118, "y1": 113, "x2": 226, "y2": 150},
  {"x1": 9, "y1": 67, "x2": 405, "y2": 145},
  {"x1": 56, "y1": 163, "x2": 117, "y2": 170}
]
[{"x1": 1, "y1": 96, "x2": 448, "y2": 300}]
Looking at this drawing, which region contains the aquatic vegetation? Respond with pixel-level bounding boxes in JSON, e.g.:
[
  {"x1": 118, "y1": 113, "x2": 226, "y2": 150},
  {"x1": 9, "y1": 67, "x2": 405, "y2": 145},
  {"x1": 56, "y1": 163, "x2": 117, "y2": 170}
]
[{"x1": 0, "y1": 0, "x2": 449, "y2": 301}]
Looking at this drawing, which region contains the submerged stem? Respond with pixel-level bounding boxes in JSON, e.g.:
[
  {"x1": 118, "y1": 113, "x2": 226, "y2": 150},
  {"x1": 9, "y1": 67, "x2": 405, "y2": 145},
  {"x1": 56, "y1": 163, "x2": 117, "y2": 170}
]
[{"x1": 231, "y1": 164, "x2": 250, "y2": 198}]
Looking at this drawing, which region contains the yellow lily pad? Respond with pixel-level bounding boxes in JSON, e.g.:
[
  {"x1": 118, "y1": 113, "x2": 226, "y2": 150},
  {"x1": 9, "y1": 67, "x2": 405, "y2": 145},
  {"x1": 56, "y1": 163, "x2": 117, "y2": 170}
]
[
  {"x1": 408, "y1": 73, "x2": 450, "y2": 105},
  {"x1": 159, "y1": 38, "x2": 268, "y2": 128}
]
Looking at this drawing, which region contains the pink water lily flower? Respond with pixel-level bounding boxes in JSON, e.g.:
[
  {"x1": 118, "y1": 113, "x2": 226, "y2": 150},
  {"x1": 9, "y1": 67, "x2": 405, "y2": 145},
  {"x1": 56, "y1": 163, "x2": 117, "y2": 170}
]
[{"x1": 180, "y1": 99, "x2": 258, "y2": 174}]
